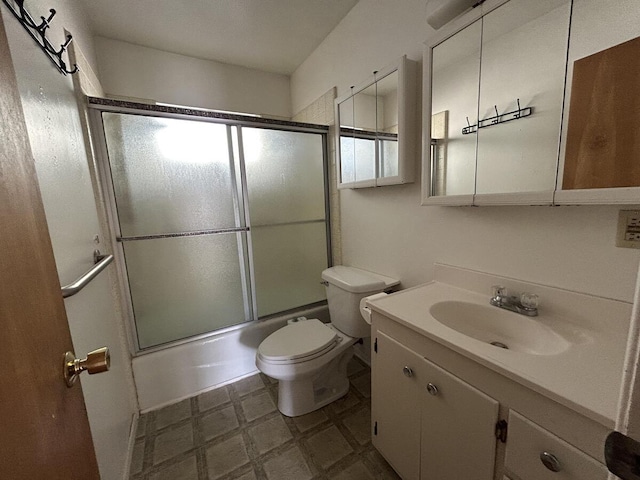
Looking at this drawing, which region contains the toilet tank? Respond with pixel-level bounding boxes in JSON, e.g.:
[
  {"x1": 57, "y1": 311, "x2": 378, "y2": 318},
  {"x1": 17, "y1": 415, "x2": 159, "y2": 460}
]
[{"x1": 321, "y1": 266, "x2": 399, "y2": 338}]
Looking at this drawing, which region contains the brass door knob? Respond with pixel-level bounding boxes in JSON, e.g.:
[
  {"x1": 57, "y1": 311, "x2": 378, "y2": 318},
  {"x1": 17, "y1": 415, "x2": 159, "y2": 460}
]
[{"x1": 64, "y1": 347, "x2": 110, "y2": 387}]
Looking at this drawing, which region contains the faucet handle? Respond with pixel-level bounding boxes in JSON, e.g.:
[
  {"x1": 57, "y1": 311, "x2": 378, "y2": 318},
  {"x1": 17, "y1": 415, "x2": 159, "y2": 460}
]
[
  {"x1": 520, "y1": 292, "x2": 539, "y2": 310},
  {"x1": 492, "y1": 285, "x2": 507, "y2": 298}
]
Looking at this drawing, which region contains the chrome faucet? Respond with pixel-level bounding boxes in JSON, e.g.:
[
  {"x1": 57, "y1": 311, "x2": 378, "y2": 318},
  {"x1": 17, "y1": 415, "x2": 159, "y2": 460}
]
[{"x1": 490, "y1": 285, "x2": 539, "y2": 317}]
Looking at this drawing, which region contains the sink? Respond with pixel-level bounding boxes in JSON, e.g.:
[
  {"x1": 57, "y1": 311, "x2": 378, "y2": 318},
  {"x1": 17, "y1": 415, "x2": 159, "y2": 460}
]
[{"x1": 429, "y1": 301, "x2": 571, "y2": 355}]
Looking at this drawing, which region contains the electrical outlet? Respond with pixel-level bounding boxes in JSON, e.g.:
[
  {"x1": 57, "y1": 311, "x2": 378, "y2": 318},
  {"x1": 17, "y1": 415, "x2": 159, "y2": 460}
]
[{"x1": 617, "y1": 210, "x2": 640, "y2": 249}]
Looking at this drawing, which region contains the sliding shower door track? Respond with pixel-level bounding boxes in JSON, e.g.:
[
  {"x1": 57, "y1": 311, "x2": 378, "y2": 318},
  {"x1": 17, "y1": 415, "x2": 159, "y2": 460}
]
[{"x1": 117, "y1": 227, "x2": 249, "y2": 242}]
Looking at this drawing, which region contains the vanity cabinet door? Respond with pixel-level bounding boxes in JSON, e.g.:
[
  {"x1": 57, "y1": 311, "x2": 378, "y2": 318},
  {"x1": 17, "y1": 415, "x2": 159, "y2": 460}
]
[
  {"x1": 420, "y1": 356, "x2": 499, "y2": 480},
  {"x1": 372, "y1": 331, "x2": 423, "y2": 480}
]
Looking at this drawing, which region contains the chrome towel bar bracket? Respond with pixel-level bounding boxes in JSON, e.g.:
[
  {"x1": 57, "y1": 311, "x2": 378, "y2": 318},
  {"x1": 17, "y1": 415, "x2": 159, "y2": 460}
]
[{"x1": 61, "y1": 250, "x2": 113, "y2": 298}]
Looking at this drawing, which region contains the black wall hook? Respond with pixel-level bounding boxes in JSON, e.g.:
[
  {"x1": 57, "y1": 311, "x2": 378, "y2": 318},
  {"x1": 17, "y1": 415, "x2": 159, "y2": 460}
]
[
  {"x1": 2, "y1": 0, "x2": 78, "y2": 75},
  {"x1": 461, "y1": 98, "x2": 533, "y2": 135}
]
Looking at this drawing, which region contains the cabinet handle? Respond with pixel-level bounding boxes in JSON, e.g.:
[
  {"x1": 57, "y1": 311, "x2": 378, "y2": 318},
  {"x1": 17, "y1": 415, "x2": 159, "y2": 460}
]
[
  {"x1": 540, "y1": 451, "x2": 562, "y2": 472},
  {"x1": 426, "y1": 383, "x2": 439, "y2": 396},
  {"x1": 402, "y1": 366, "x2": 413, "y2": 377}
]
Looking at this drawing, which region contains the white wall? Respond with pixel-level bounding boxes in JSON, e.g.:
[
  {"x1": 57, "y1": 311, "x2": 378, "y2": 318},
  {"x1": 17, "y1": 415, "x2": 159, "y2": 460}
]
[
  {"x1": 3, "y1": 2, "x2": 137, "y2": 479},
  {"x1": 95, "y1": 36, "x2": 292, "y2": 118},
  {"x1": 291, "y1": 0, "x2": 640, "y2": 303}
]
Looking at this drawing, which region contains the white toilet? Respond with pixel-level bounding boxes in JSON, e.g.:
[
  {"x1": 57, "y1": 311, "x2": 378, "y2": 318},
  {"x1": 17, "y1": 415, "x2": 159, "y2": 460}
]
[{"x1": 256, "y1": 266, "x2": 399, "y2": 417}]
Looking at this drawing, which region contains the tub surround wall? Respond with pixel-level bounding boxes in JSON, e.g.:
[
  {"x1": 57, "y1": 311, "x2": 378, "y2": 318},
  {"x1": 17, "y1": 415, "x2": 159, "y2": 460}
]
[
  {"x1": 291, "y1": 0, "x2": 640, "y2": 304},
  {"x1": 2, "y1": 3, "x2": 138, "y2": 479},
  {"x1": 94, "y1": 36, "x2": 292, "y2": 118},
  {"x1": 292, "y1": 87, "x2": 342, "y2": 267}
]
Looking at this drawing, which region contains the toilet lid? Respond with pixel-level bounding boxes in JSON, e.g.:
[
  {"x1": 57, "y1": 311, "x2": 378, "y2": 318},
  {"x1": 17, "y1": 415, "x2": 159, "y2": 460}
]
[{"x1": 259, "y1": 319, "x2": 338, "y2": 362}]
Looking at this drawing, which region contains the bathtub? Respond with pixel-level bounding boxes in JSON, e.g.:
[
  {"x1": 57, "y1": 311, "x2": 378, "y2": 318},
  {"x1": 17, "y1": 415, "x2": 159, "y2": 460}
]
[{"x1": 132, "y1": 305, "x2": 329, "y2": 412}]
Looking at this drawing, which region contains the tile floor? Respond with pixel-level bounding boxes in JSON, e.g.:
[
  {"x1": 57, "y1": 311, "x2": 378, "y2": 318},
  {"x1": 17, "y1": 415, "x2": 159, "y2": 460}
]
[{"x1": 130, "y1": 358, "x2": 401, "y2": 480}]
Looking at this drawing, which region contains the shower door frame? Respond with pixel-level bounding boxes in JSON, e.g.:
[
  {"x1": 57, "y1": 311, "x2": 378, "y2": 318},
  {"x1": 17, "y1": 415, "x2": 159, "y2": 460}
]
[{"x1": 87, "y1": 98, "x2": 332, "y2": 355}]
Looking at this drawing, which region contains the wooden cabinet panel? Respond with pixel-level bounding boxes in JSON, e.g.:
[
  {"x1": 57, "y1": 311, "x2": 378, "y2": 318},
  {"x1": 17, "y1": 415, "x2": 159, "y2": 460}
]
[{"x1": 563, "y1": 36, "x2": 640, "y2": 190}]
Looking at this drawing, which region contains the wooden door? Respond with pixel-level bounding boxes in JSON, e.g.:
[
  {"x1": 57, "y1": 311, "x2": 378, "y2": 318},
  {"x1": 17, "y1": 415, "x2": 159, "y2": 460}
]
[
  {"x1": 372, "y1": 331, "x2": 423, "y2": 480},
  {"x1": 0, "y1": 15, "x2": 100, "y2": 480}
]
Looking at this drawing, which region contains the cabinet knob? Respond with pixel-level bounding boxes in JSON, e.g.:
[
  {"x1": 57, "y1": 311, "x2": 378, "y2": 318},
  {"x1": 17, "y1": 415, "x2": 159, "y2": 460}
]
[
  {"x1": 539, "y1": 451, "x2": 562, "y2": 472},
  {"x1": 426, "y1": 383, "x2": 439, "y2": 396},
  {"x1": 402, "y1": 366, "x2": 413, "y2": 377}
]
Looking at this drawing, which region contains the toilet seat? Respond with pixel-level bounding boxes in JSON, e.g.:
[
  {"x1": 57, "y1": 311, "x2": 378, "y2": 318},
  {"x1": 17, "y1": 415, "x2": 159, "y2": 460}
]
[{"x1": 258, "y1": 319, "x2": 338, "y2": 364}]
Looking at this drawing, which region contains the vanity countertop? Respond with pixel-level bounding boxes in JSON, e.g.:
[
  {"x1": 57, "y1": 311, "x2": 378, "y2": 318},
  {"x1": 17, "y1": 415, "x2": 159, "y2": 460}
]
[{"x1": 367, "y1": 266, "x2": 632, "y2": 428}]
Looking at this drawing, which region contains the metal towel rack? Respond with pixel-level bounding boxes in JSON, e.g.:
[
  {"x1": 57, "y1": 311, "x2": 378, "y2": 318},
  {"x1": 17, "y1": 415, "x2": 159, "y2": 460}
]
[{"x1": 61, "y1": 250, "x2": 113, "y2": 298}]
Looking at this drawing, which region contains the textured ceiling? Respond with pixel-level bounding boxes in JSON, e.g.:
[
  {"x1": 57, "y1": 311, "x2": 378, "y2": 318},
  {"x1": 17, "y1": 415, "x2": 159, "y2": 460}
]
[{"x1": 78, "y1": 0, "x2": 360, "y2": 75}]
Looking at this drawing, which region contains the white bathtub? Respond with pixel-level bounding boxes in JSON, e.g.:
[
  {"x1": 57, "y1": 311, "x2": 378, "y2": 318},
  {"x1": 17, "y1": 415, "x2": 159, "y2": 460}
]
[{"x1": 132, "y1": 305, "x2": 329, "y2": 412}]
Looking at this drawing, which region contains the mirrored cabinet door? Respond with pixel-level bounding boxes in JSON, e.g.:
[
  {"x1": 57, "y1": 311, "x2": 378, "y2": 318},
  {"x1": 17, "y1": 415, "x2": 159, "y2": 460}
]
[
  {"x1": 338, "y1": 96, "x2": 357, "y2": 184},
  {"x1": 475, "y1": 0, "x2": 570, "y2": 201},
  {"x1": 430, "y1": 20, "x2": 482, "y2": 200},
  {"x1": 353, "y1": 83, "x2": 378, "y2": 184},
  {"x1": 376, "y1": 70, "x2": 399, "y2": 179}
]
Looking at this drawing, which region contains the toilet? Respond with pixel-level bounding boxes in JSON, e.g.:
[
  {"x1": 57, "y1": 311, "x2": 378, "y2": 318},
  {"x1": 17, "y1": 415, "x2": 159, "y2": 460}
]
[{"x1": 256, "y1": 266, "x2": 399, "y2": 417}]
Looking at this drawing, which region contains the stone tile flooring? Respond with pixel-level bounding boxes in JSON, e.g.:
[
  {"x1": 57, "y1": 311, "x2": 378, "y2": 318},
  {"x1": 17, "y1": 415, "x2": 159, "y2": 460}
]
[{"x1": 130, "y1": 358, "x2": 400, "y2": 479}]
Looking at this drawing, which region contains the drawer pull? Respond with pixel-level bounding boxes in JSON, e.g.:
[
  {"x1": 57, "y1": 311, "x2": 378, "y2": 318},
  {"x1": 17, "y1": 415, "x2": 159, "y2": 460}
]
[
  {"x1": 540, "y1": 451, "x2": 562, "y2": 472},
  {"x1": 402, "y1": 366, "x2": 413, "y2": 377},
  {"x1": 426, "y1": 383, "x2": 439, "y2": 396}
]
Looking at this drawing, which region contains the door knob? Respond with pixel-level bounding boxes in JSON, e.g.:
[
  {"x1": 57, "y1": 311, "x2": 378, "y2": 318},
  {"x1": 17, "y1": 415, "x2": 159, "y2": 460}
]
[
  {"x1": 403, "y1": 366, "x2": 414, "y2": 377},
  {"x1": 64, "y1": 347, "x2": 110, "y2": 387}
]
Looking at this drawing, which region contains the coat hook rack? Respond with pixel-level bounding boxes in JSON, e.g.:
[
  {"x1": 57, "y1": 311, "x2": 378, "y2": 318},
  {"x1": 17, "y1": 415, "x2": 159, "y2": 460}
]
[
  {"x1": 461, "y1": 98, "x2": 533, "y2": 135},
  {"x1": 1, "y1": 0, "x2": 78, "y2": 75}
]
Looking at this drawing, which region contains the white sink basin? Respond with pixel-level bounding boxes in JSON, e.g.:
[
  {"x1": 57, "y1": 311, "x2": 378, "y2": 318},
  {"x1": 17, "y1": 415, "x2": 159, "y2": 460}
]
[{"x1": 429, "y1": 301, "x2": 571, "y2": 355}]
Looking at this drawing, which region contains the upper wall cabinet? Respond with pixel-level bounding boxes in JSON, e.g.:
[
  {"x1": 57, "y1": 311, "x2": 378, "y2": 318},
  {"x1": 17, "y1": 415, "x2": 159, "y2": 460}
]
[
  {"x1": 335, "y1": 56, "x2": 417, "y2": 189},
  {"x1": 423, "y1": 0, "x2": 640, "y2": 206}
]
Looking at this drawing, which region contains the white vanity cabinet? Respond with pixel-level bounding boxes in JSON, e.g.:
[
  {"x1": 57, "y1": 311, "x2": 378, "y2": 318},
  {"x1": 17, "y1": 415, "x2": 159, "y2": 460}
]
[
  {"x1": 370, "y1": 314, "x2": 612, "y2": 480},
  {"x1": 372, "y1": 331, "x2": 499, "y2": 480}
]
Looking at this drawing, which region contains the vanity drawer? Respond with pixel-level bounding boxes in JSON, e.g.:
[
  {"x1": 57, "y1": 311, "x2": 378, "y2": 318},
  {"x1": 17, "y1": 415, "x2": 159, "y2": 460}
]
[{"x1": 504, "y1": 411, "x2": 608, "y2": 480}]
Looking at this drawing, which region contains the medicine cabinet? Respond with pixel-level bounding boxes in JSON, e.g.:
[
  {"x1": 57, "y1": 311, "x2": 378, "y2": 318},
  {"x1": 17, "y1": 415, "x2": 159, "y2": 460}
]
[
  {"x1": 335, "y1": 55, "x2": 417, "y2": 189},
  {"x1": 422, "y1": 0, "x2": 640, "y2": 206}
]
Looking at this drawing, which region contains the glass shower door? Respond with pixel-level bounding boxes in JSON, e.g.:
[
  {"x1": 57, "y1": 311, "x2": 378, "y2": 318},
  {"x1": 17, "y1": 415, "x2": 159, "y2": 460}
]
[
  {"x1": 242, "y1": 127, "x2": 329, "y2": 317},
  {"x1": 102, "y1": 113, "x2": 251, "y2": 349}
]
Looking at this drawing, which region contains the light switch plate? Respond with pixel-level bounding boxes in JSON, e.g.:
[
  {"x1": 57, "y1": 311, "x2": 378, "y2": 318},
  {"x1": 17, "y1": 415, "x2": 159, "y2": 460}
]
[{"x1": 617, "y1": 210, "x2": 640, "y2": 249}]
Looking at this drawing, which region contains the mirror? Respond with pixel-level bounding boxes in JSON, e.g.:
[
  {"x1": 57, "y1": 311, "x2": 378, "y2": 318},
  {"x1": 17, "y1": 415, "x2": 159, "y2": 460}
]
[
  {"x1": 353, "y1": 83, "x2": 378, "y2": 183},
  {"x1": 338, "y1": 84, "x2": 377, "y2": 186},
  {"x1": 336, "y1": 56, "x2": 416, "y2": 189},
  {"x1": 424, "y1": 0, "x2": 571, "y2": 204},
  {"x1": 338, "y1": 95, "x2": 356, "y2": 184},
  {"x1": 475, "y1": 0, "x2": 570, "y2": 197},
  {"x1": 376, "y1": 70, "x2": 399, "y2": 178},
  {"x1": 430, "y1": 20, "x2": 481, "y2": 198}
]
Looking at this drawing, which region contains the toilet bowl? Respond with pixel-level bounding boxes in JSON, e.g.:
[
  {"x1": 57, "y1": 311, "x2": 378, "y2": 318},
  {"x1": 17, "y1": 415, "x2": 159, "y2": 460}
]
[{"x1": 256, "y1": 266, "x2": 399, "y2": 417}]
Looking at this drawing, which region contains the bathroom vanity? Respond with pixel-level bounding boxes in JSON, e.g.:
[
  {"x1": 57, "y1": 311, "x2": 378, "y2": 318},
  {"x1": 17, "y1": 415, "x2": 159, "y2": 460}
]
[{"x1": 367, "y1": 265, "x2": 631, "y2": 480}]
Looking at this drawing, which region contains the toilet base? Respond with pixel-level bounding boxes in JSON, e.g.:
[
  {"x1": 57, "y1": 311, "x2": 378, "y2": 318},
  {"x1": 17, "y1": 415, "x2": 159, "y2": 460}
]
[{"x1": 276, "y1": 346, "x2": 353, "y2": 417}]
